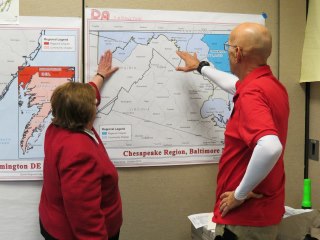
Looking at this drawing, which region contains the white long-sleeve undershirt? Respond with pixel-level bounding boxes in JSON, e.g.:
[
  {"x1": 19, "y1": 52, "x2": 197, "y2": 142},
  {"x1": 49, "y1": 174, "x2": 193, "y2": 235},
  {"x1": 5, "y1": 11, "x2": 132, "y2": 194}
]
[
  {"x1": 201, "y1": 65, "x2": 238, "y2": 95},
  {"x1": 234, "y1": 135, "x2": 283, "y2": 200}
]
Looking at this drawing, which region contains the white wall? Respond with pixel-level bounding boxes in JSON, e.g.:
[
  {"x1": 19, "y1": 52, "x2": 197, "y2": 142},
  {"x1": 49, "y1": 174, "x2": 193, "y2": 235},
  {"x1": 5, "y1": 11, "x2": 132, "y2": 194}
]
[{"x1": 0, "y1": 182, "x2": 43, "y2": 240}]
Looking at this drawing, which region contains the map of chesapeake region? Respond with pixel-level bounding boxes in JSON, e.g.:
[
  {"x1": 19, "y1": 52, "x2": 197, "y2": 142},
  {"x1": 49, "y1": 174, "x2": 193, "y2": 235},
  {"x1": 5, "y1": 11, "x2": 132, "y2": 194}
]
[{"x1": 85, "y1": 9, "x2": 265, "y2": 166}]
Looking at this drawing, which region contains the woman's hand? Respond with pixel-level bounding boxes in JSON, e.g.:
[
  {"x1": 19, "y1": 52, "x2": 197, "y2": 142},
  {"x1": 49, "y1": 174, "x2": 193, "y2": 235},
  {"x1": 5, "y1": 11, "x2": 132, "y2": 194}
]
[
  {"x1": 91, "y1": 50, "x2": 119, "y2": 91},
  {"x1": 97, "y1": 50, "x2": 119, "y2": 80}
]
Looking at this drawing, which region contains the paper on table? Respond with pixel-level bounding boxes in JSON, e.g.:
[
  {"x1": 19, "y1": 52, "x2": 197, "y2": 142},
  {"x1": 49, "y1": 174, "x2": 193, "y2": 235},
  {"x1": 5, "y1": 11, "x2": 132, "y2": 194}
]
[
  {"x1": 283, "y1": 206, "x2": 313, "y2": 218},
  {"x1": 189, "y1": 206, "x2": 311, "y2": 230},
  {"x1": 188, "y1": 212, "x2": 214, "y2": 229},
  {"x1": 207, "y1": 214, "x2": 216, "y2": 231}
]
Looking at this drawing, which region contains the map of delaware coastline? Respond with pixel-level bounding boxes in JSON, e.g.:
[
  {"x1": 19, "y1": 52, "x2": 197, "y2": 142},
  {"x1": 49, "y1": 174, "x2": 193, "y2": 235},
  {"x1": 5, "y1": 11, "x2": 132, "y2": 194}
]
[
  {"x1": 0, "y1": 16, "x2": 80, "y2": 180},
  {"x1": 18, "y1": 67, "x2": 75, "y2": 154}
]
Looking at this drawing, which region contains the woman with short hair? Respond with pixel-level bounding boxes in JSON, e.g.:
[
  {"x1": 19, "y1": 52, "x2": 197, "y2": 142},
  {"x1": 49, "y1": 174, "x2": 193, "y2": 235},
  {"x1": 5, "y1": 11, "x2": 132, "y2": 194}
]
[{"x1": 39, "y1": 50, "x2": 122, "y2": 240}]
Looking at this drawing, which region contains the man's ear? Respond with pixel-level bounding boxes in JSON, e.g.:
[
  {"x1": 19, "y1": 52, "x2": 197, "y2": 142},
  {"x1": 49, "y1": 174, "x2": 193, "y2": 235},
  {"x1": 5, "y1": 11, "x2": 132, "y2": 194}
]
[{"x1": 235, "y1": 47, "x2": 242, "y2": 63}]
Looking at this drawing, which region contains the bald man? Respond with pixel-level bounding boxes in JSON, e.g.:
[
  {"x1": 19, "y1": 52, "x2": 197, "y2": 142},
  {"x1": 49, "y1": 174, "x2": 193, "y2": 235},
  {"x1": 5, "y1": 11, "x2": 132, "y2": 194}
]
[{"x1": 176, "y1": 23, "x2": 289, "y2": 240}]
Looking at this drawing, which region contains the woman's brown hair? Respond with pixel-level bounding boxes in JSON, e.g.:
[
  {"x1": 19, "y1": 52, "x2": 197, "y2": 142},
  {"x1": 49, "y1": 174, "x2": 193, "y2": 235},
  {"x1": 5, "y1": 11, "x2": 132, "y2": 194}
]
[{"x1": 51, "y1": 82, "x2": 96, "y2": 131}]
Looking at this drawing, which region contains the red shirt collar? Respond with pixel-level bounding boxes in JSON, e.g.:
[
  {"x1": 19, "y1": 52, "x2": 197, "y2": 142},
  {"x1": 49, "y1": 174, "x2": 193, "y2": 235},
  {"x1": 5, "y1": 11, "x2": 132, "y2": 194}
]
[{"x1": 235, "y1": 65, "x2": 273, "y2": 94}]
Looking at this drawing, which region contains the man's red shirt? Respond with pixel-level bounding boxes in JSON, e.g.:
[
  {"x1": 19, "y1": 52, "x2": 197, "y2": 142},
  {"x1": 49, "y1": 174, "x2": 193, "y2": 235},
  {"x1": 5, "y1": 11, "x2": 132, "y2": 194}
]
[{"x1": 213, "y1": 65, "x2": 289, "y2": 226}]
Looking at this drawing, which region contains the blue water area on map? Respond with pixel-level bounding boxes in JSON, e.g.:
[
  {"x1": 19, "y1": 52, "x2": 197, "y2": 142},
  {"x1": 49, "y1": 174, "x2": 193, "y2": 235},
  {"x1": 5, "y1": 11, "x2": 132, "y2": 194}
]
[
  {"x1": 184, "y1": 34, "x2": 210, "y2": 61},
  {"x1": 202, "y1": 34, "x2": 230, "y2": 72},
  {"x1": 0, "y1": 78, "x2": 18, "y2": 159},
  {"x1": 200, "y1": 97, "x2": 232, "y2": 128},
  {"x1": 99, "y1": 32, "x2": 154, "y2": 62},
  {"x1": 113, "y1": 40, "x2": 138, "y2": 62}
]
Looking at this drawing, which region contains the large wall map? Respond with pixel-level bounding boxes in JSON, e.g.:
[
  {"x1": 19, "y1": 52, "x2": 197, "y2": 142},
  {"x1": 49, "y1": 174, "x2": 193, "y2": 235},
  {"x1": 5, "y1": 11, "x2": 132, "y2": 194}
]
[
  {"x1": 0, "y1": 16, "x2": 80, "y2": 180},
  {"x1": 85, "y1": 8, "x2": 264, "y2": 167}
]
